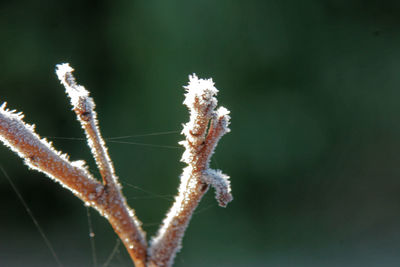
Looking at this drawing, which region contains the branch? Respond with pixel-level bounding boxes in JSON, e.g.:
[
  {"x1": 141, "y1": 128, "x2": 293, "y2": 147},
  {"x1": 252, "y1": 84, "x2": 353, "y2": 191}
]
[
  {"x1": 55, "y1": 64, "x2": 117, "y2": 187},
  {"x1": 0, "y1": 66, "x2": 231, "y2": 267},
  {"x1": 148, "y1": 75, "x2": 232, "y2": 267},
  {"x1": 55, "y1": 64, "x2": 147, "y2": 266},
  {"x1": 0, "y1": 103, "x2": 102, "y2": 203},
  {"x1": 0, "y1": 64, "x2": 147, "y2": 267}
]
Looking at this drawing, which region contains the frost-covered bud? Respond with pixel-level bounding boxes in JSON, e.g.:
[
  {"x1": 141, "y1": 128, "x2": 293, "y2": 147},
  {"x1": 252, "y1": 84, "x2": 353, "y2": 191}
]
[
  {"x1": 203, "y1": 169, "x2": 233, "y2": 207},
  {"x1": 183, "y1": 74, "x2": 218, "y2": 116}
]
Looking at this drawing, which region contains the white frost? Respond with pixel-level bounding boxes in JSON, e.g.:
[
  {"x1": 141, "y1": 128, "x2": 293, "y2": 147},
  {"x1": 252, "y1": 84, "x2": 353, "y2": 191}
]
[
  {"x1": 55, "y1": 63, "x2": 90, "y2": 108},
  {"x1": 203, "y1": 169, "x2": 232, "y2": 207}
]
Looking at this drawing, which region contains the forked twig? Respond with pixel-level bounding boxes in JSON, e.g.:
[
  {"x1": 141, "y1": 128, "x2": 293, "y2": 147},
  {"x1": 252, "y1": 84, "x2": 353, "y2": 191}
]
[
  {"x1": 148, "y1": 75, "x2": 232, "y2": 266},
  {"x1": 0, "y1": 64, "x2": 232, "y2": 267}
]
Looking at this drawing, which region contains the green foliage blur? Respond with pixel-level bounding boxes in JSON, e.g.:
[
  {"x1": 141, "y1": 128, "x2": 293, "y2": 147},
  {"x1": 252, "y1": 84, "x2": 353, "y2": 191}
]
[{"x1": 1, "y1": 0, "x2": 400, "y2": 266}]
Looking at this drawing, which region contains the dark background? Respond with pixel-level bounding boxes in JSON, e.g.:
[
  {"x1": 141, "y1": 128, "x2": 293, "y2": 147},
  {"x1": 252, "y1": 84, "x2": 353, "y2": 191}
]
[{"x1": 1, "y1": 1, "x2": 400, "y2": 266}]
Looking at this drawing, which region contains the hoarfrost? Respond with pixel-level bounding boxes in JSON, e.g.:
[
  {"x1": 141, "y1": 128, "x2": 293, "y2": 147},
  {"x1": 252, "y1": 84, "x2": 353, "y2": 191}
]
[
  {"x1": 203, "y1": 169, "x2": 233, "y2": 207},
  {"x1": 56, "y1": 63, "x2": 90, "y2": 108}
]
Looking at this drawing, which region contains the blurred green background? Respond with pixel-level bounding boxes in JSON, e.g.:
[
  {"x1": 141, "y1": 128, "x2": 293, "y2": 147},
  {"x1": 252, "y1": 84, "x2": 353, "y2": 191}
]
[{"x1": 1, "y1": 0, "x2": 400, "y2": 266}]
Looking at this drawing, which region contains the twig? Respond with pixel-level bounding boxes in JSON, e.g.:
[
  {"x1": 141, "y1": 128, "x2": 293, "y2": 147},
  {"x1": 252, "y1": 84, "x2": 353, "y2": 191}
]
[
  {"x1": 56, "y1": 64, "x2": 147, "y2": 267},
  {"x1": 148, "y1": 75, "x2": 232, "y2": 267},
  {"x1": 0, "y1": 65, "x2": 231, "y2": 267}
]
